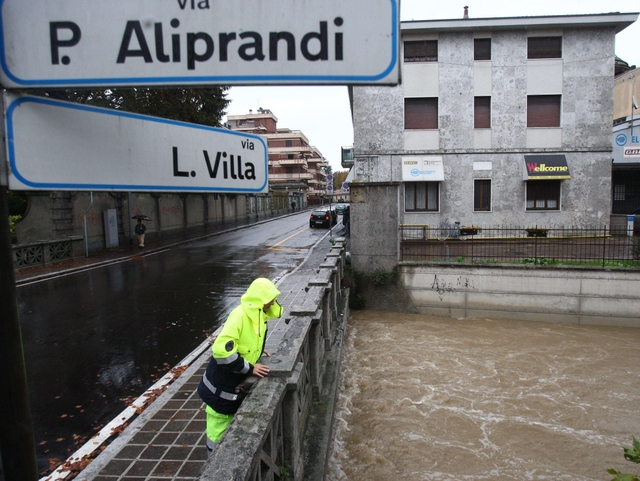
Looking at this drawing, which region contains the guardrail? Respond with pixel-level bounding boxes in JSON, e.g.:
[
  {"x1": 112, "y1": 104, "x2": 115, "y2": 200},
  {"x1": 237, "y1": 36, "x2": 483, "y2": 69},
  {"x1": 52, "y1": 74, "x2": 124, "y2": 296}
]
[
  {"x1": 199, "y1": 240, "x2": 347, "y2": 481},
  {"x1": 399, "y1": 225, "x2": 640, "y2": 267},
  {"x1": 12, "y1": 236, "x2": 84, "y2": 269}
]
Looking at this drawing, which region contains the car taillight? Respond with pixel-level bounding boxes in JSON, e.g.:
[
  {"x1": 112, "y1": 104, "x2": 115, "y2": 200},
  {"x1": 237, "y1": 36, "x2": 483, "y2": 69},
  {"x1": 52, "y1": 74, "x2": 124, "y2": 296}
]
[{"x1": 325, "y1": 215, "x2": 329, "y2": 220}]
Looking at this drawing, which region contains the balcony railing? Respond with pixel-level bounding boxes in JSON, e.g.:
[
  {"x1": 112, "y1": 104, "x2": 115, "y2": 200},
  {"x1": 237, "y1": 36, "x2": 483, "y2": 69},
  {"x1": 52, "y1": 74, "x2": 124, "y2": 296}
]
[
  {"x1": 399, "y1": 225, "x2": 640, "y2": 267},
  {"x1": 273, "y1": 158, "x2": 308, "y2": 165},
  {"x1": 269, "y1": 173, "x2": 314, "y2": 181}
]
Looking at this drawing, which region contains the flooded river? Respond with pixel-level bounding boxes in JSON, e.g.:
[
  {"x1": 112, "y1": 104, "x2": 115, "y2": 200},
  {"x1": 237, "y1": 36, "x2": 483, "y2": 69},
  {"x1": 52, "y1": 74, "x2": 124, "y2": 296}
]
[{"x1": 327, "y1": 311, "x2": 640, "y2": 481}]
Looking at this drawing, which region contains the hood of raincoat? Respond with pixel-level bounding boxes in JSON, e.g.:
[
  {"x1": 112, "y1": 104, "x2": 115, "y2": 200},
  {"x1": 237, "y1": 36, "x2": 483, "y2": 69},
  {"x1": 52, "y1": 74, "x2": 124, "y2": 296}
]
[{"x1": 240, "y1": 278, "x2": 281, "y2": 313}]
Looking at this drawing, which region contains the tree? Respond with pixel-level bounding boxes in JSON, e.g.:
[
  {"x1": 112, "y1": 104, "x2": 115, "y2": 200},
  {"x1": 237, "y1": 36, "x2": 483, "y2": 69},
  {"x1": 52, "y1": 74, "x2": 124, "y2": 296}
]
[
  {"x1": 40, "y1": 87, "x2": 230, "y2": 127},
  {"x1": 333, "y1": 170, "x2": 349, "y2": 191}
]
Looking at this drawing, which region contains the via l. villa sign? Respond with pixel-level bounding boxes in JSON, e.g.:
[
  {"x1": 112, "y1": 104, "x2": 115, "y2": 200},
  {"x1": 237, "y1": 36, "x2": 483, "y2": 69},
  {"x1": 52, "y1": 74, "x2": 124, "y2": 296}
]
[{"x1": 4, "y1": 93, "x2": 268, "y2": 193}]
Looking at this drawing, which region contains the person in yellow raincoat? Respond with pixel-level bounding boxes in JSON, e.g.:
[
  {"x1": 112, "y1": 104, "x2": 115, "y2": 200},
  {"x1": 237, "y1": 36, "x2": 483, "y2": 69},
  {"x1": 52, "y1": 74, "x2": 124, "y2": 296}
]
[{"x1": 197, "y1": 278, "x2": 283, "y2": 453}]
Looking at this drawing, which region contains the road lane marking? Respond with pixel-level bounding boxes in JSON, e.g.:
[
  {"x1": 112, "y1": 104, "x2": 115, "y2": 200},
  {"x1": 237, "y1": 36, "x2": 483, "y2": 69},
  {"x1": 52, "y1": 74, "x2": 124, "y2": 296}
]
[
  {"x1": 268, "y1": 227, "x2": 309, "y2": 250},
  {"x1": 17, "y1": 249, "x2": 171, "y2": 286}
]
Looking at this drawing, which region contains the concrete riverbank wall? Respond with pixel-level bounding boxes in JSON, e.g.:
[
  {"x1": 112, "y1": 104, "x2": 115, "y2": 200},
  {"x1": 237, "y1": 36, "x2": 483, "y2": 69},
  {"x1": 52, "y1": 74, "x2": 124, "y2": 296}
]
[
  {"x1": 399, "y1": 263, "x2": 640, "y2": 327},
  {"x1": 199, "y1": 242, "x2": 348, "y2": 481}
]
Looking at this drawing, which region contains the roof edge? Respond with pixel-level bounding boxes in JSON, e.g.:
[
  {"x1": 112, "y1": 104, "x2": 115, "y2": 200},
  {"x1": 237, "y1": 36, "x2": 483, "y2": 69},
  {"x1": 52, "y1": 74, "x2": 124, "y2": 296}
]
[{"x1": 402, "y1": 12, "x2": 639, "y2": 34}]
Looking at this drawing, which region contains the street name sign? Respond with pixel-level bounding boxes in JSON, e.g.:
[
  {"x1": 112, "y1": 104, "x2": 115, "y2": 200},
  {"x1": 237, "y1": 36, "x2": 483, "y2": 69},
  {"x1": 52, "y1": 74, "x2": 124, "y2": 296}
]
[
  {"x1": 0, "y1": 0, "x2": 399, "y2": 88},
  {"x1": 4, "y1": 93, "x2": 268, "y2": 193}
]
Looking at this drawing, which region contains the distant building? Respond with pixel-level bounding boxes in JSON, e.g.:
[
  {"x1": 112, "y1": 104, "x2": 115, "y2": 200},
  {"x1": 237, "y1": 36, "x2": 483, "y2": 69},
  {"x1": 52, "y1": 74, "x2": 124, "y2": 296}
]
[
  {"x1": 227, "y1": 109, "x2": 329, "y2": 206},
  {"x1": 612, "y1": 66, "x2": 640, "y2": 214},
  {"x1": 348, "y1": 10, "x2": 638, "y2": 272}
]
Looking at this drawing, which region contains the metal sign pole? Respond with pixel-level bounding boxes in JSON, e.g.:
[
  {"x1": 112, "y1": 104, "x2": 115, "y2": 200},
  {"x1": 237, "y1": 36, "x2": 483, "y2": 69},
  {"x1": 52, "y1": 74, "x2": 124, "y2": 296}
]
[{"x1": 0, "y1": 93, "x2": 38, "y2": 481}]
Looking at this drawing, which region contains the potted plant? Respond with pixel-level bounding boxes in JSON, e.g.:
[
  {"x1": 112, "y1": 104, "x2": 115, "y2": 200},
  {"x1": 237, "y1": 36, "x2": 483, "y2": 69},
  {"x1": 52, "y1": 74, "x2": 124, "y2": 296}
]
[
  {"x1": 526, "y1": 227, "x2": 549, "y2": 238},
  {"x1": 460, "y1": 225, "x2": 481, "y2": 236}
]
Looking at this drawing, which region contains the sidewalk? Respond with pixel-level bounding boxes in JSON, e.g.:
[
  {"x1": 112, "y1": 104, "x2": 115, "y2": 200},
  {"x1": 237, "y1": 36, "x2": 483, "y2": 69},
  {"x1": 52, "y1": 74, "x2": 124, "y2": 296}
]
[
  {"x1": 32, "y1": 212, "x2": 349, "y2": 481},
  {"x1": 14, "y1": 210, "x2": 316, "y2": 285}
]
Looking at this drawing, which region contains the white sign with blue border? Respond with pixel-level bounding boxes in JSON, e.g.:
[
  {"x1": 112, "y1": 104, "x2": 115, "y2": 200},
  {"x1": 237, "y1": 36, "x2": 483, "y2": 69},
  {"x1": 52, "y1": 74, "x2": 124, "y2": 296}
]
[
  {"x1": 401, "y1": 156, "x2": 444, "y2": 182},
  {"x1": 5, "y1": 93, "x2": 269, "y2": 193},
  {"x1": 0, "y1": 0, "x2": 399, "y2": 88}
]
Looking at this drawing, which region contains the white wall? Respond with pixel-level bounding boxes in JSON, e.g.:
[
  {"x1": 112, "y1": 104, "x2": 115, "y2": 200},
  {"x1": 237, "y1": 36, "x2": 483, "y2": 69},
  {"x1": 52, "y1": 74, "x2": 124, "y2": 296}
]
[{"x1": 401, "y1": 264, "x2": 640, "y2": 327}]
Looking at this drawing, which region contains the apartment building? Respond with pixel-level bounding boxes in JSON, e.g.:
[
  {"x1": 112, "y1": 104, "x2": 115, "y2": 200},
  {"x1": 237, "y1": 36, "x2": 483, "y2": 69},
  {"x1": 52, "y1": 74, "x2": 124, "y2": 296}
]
[
  {"x1": 612, "y1": 61, "x2": 640, "y2": 214},
  {"x1": 348, "y1": 11, "x2": 638, "y2": 272},
  {"x1": 226, "y1": 109, "x2": 329, "y2": 207}
]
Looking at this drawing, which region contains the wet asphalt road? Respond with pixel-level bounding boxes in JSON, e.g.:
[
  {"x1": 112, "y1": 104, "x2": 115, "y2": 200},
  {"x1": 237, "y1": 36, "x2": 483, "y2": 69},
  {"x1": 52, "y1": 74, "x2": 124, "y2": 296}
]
[{"x1": 14, "y1": 213, "x2": 332, "y2": 476}]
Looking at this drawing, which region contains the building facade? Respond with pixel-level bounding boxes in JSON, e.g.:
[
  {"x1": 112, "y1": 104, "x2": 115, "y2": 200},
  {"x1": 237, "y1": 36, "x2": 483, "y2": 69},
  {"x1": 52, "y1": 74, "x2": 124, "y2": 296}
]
[
  {"x1": 348, "y1": 12, "x2": 638, "y2": 272},
  {"x1": 227, "y1": 109, "x2": 329, "y2": 207},
  {"x1": 612, "y1": 65, "x2": 640, "y2": 214}
]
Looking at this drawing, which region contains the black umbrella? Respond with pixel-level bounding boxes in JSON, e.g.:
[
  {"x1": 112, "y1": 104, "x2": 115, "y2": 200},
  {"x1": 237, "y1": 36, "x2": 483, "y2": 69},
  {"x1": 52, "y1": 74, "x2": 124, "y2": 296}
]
[{"x1": 132, "y1": 215, "x2": 152, "y2": 221}]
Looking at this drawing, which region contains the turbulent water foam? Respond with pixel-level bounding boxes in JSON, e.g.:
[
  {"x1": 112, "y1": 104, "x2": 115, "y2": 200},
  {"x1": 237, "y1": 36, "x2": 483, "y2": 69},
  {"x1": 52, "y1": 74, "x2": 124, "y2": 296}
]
[{"x1": 326, "y1": 311, "x2": 640, "y2": 481}]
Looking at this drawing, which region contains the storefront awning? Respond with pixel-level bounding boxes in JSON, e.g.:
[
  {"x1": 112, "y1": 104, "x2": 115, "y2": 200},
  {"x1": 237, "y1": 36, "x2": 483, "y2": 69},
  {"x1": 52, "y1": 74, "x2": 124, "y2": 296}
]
[
  {"x1": 523, "y1": 154, "x2": 571, "y2": 180},
  {"x1": 402, "y1": 156, "x2": 444, "y2": 182}
]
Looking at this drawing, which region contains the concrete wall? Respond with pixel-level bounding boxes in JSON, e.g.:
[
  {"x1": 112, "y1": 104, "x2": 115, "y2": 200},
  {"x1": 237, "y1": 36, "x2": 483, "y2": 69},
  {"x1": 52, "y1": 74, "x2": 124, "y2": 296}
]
[
  {"x1": 400, "y1": 263, "x2": 640, "y2": 327},
  {"x1": 15, "y1": 192, "x2": 284, "y2": 254},
  {"x1": 14, "y1": 193, "x2": 54, "y2": 242},
  {"x1": 350, "y1": 183, "x2": 399, "y2": 273}
]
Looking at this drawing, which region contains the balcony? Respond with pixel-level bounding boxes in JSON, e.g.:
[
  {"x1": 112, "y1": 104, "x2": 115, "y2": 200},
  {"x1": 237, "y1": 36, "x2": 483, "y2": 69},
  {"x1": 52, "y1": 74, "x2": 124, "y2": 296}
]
[
  {"x1": 269, "y1": 173, "x2": 314, "y2": 181},
  {"x1": 277, "y1": 158, "x2": 309, "y2": 166},
  {"x1": 341, "y1": 146, "x2": 354, "y2": 169}
]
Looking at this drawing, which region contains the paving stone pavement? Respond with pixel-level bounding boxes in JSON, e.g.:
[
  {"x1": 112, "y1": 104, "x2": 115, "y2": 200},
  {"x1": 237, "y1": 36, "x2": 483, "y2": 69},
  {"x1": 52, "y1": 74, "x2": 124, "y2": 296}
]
[{"x1": 68, "y1": 223, "x2": 348, "y2": 481}]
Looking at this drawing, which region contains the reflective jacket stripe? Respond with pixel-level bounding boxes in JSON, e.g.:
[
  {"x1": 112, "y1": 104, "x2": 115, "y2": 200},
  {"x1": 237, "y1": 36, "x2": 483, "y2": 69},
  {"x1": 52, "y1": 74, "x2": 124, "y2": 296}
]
[
  {"x1": 234, "y1": 359, "x2": 250, "y2": 375},
  {"x1": 206, "y1": 437, "x2": 218, "y2": 452},
  {"x1": 201, "y1": 375, "x2": 239, "y2": 401},
  {"x1": 214, "y1": 352, "x2": 239, "y2": 365}
]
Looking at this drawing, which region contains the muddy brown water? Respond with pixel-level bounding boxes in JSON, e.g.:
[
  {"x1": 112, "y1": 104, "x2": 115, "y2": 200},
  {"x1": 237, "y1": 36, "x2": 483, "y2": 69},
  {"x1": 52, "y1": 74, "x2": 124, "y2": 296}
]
[{"x1": 327, "y1": 311, "x2": 640, "y2": 481}]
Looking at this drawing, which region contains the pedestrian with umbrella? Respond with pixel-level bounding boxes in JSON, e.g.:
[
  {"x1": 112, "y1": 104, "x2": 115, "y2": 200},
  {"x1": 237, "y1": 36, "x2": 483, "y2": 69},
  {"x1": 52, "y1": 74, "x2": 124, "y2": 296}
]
[{"x1": 132, "y1": 215, "x2": 151, "y2": 248}]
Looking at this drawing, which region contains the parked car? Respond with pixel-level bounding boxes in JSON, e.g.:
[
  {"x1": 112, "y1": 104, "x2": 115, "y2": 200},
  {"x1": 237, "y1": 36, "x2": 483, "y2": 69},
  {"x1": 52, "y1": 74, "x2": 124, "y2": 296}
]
[
  {"x1": 335, "y1": 204, "x2": 348, "y2": 214},
  {"x1": 309, "y1": 208, "x2": 338, "y2": 228}
]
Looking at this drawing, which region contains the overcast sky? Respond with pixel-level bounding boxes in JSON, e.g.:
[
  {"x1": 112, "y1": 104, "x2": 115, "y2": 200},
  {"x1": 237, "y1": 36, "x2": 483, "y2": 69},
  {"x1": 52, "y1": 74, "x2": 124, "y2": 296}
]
[{"x1": 224, "y1": 1, "x2": 640, "y2": 172}]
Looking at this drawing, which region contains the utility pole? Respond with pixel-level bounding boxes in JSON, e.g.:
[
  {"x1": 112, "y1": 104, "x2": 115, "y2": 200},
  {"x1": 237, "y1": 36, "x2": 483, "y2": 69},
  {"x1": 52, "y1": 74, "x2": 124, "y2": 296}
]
[
  {"x1": 0, "y1": 93, "x2": 39, "y2": 481},
  {"x1": 0, "y1": 194, "x2": 39, "y2": 480}
]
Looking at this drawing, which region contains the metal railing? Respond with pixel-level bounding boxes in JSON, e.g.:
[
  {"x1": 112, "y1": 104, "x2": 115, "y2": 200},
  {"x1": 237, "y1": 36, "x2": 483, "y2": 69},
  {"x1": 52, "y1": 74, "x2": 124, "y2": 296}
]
[{"x1": 399, "y1": 225, "x2": 640, "y2": 267}]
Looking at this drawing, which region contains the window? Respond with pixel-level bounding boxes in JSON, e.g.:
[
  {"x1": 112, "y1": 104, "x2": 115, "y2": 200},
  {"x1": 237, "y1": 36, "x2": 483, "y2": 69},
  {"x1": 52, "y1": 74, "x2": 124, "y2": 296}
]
[
  {"x1": 528, "y1": 36, "x2": 562, "y2": 59},
  {"x1": 404, "y1": 40, "x2": 437, "y2": 62},
  {"x1": 474, "y1": 180, "x2": 491, "y2": 211},
  {"x1": 286, "y1": 167, "x2": 293, "y2": 174},
  {"x1": 614, "y1": 184, "x2": 626, "y2": 201},
  {"x1": 405, "y1": 98, "x2": 438, "y2": 130},
  {"x1": 285, "y1": 140, "x2": 292, "y2": 147},
  {"x1": 287, "y1": 154, "x2": 294, "y2": 159},
  {"x1": 527, "y1": 95, "x2": 561, "y2": 127},
  {"x1": 474, "y1": 97, "x2": 491, "y2": 128},
  {"x1": 405, "y1": 182, "x2": 439, "y2": 211},
  {"x1": 526, "y1": 180, "x2": 561, "y2": 210},
  {"x1": 474, "y1": 38, "x2": 491, "y2": 60}
]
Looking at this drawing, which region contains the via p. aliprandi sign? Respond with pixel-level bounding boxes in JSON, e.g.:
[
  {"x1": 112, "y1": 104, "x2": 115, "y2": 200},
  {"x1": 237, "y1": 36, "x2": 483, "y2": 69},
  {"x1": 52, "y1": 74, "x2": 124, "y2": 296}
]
[{"x1": 0, "y1": 0, "x2": 399, "y2": 88}]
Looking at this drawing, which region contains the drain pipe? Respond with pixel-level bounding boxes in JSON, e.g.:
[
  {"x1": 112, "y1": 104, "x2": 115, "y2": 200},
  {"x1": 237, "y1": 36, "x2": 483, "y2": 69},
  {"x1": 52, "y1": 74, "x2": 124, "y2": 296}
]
[
  {"x1": 127, "y1": 192, "x2": 133, "y2": 245},
  {"x1": 83, "y1": 192, "x2": 94, "y2": 257}
]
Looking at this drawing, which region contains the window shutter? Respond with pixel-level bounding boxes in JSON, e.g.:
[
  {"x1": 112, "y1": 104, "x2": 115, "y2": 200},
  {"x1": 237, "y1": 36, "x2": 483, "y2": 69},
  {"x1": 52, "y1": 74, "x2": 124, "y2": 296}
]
[
  {"x1": 474, "y1": 179, "x2": 491, "y2": 211},
  {"x1": 405, "y1": 98, "x2": 438, "y2": 130},
  {"x1": 404, "y1": 41, "x2": 438, "y2": 62},
  {"x1": 474, "y1": 39, "x2": 491, "y2": 60},
  {"x1": 527, "y1": 95, "x2": 561, "y2": 127},
  {"x1": 528, "y1": 36, "x2": 562, "y2": 59},
  {"x1": 474, "y1": 97, "x2": 491, "y2": 128}
]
